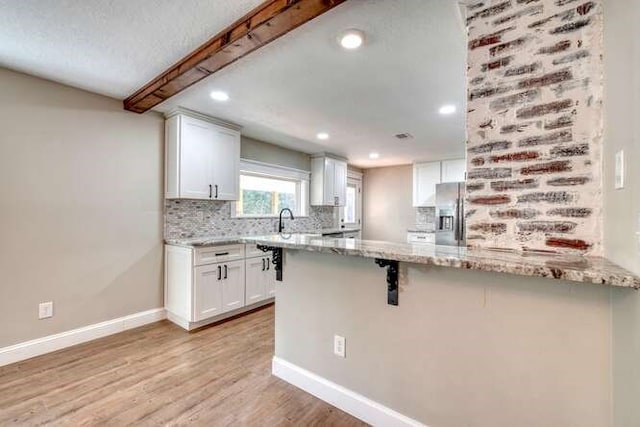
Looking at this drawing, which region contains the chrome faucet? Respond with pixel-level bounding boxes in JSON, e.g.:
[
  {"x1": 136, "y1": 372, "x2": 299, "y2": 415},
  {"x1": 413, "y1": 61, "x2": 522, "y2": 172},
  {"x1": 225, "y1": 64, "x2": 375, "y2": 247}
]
[{"x1": 278, "y1": 208, "x2": 294, "y2": 232}]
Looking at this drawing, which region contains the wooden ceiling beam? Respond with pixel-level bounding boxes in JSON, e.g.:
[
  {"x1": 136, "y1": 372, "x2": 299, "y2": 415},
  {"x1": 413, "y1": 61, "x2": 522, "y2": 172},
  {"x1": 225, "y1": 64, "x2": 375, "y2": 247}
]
[{"x1": 123, "y1": 0, "x2": 347, "y2": 113}]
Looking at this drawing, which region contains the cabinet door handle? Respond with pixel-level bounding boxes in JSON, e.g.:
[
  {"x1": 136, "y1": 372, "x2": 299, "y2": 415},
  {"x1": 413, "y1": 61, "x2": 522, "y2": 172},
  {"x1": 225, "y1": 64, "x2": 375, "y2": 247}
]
[
  {"x1": 224, "y1": 264, "x2": 228, "y2": 279},
  {"x1": 209, "y1": 184, "x2": 212, "y2": 199},
  {"x1": 215, "y1": 184, "x2": 219, "y2": 199},
  {"x1": 266, "y1": 258, "x2": 270, "y2": 270},
  {"x1": 217, "y1": 265, "x2": 221, "y2": 281},
  {"x1": 262, "y1": 258, "x2": 265, "y2": 271}
]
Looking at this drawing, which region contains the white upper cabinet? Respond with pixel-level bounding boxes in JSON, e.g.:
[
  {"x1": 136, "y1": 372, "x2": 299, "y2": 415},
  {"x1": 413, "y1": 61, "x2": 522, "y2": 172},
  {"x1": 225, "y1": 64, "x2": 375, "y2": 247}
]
[
  {"x1": 311, "y1": 156, "x2": 348, "y2": 206},
  {"x1": 413, "y1": 158, "x2": 466, "y2": 207},
  {"x1": 412, "y1": 161, "x2": 441, "y2": 207},
  {"x1": 333, "y1": 159, "x2": 347, "y2": 206},
  {"x1": 165, "y1": 113, "x2": 240, "y2": 200},
  {"x1": 441, "y1": 158, "x2": 467, "y2": 183},
  {"x1": 211, "y1": 126, "x2": 240, "y2": 200}
]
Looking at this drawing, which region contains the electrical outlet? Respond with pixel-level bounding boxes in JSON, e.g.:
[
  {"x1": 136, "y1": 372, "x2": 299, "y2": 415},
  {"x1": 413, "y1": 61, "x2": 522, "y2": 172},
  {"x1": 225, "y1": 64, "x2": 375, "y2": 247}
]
[
  {"x1": 615, "y1": 150, "x2": 625, "y2": 189},
  {"x1": 38, "y1": 301, "x2": 53, "y2": 319},
  {"x1": 334, "y1": 335, "x2": 346, "y2": 358}
]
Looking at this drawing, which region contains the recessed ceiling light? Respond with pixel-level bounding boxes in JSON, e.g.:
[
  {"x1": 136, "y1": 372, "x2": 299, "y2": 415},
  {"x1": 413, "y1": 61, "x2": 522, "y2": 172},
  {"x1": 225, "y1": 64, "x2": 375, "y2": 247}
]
[
  {"x1": 439, "y1": 105, "x2": 456, "y2": 115},
  {"x1": 338, "y1": 29, "x2": 365, "y2": 50},
  {"x1": 210, "y1": 91, "x2": 229, "y2": 102},
  {"x1": 369, "y1": 152, "x2": 380, "y2": 159},
  {"x1": 316, "y1": 132, "x2": 330, "y2": 140}
]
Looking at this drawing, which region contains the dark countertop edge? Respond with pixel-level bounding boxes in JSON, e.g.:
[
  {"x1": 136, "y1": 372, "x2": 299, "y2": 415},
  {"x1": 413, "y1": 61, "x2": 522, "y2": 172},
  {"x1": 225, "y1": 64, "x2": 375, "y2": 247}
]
[{"x1": 237, "y1": 237, "x2": 640, "y2": 290}]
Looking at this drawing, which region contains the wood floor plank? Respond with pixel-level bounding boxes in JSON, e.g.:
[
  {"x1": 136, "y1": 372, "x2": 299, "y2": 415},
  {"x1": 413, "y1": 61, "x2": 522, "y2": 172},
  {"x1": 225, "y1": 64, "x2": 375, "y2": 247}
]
[{"x1": 0, "y1": 305, "x2": 367, "y2": 426}]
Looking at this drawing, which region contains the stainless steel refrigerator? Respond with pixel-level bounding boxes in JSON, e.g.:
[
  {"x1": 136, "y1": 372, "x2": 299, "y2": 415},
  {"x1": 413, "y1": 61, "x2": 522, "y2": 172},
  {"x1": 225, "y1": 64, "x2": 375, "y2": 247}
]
[{"x1": 435, "y1": 182, "x2": 466, "y2": 246}]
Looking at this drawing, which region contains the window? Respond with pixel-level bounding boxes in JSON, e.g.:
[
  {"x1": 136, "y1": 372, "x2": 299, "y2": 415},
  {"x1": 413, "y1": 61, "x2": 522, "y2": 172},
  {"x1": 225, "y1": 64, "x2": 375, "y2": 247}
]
[{"x1": 234, "y1": 160, "x2": 309, "y2": 217}]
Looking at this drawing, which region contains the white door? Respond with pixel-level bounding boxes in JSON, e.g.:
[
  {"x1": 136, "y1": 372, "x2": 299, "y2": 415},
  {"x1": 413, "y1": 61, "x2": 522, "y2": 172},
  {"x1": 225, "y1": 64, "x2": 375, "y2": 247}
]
[
  {"x1": 245, "y1": 257, "x2": 267, "y2": 305},
  {"x1": 212, "y1": 126, "x2": 240, "y2": 200},
  {"x1": 413, "y1": 162, "x2": 441, "y2": 207},
  {"x1": 441, "y1": 159, "x2": 466, "y2": 183},
  {"x1": 340, "y1": 177, "x2": 362, "y2": 228},
  {"x1": 193, "y1": 264, "x2": 223, "y2": 321},
  {"x1": 179, "y1": 116, "x2": 215, "y2": 199},
  {"x1": 333, "y1": 160, "x2": 347, "y2": 207},
  {"x1": 221, "y1": 260, "x2": 245, "y2": 312}
]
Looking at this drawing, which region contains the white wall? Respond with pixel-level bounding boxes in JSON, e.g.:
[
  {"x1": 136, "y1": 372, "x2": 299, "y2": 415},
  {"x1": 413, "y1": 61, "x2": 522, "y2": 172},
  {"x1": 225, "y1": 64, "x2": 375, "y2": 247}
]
[
  {"x1": 603, "y1": 1, "x2": 640, "y2": 426},
  {"x1": 0, "y1": 68, "x2": 164, "y2": 347},
  {"x1": 362, "y1": 165, "x2": 414, "y2": 242},
  {"x1": 603, "y1": 0, "x2": 640, "y2": 273}
]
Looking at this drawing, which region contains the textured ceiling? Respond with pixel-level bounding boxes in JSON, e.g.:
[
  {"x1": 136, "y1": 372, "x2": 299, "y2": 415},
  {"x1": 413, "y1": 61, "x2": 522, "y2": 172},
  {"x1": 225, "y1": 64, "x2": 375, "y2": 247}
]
[
  {"x1": 0, "y1": 0, "x2": 467, "y2": 168},
  {"x1": 0, "y1": 0, "x2": 265, "y2": 98},
  {"x1": 156, "y1": 0, "x2": 467, "y2": 167}
]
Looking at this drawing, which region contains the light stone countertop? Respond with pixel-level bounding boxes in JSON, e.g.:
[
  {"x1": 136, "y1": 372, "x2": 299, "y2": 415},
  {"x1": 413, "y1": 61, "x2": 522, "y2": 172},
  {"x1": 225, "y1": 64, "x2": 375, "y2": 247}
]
[
  {"x1": 318, "y1": 227, "x2": 361, "y2": 234},
  {"x1": 238, "y1": 234, "x2": 640, "y2": 289},
  {"x1": 165, "y1": 233, "x2": 322, "y2": 248}
]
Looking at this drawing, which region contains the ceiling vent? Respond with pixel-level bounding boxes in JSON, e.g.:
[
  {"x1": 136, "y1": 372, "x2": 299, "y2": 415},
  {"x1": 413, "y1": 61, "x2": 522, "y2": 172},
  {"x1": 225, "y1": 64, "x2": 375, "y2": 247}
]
[{"x1": 394, "y1": 133, "x2": 414, "y2": 140}]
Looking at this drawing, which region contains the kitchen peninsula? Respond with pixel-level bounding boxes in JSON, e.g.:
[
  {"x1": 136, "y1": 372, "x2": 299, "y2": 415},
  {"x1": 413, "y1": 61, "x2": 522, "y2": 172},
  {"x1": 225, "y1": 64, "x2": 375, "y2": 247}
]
[{"x1": 230, "y1": 234, "x2": 640, "y2": 426}]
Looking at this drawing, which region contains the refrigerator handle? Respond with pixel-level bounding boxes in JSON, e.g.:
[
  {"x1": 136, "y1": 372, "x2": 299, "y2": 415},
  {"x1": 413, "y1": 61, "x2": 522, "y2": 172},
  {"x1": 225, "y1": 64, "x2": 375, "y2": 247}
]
[
  {"x1": 459, "y1": 198, "x2": 465, "y2": 243},
  {"x1": 455, "y1": 197, "x2": 465, "y2": 243},
  {"x1": 451, "y1": 199, "x2": 460, "y2": 244}
]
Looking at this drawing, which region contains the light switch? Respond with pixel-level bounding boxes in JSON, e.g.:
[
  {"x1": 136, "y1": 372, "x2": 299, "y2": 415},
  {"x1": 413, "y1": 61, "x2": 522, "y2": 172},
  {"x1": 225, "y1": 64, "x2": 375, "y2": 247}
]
[{"x1": 615, "y1": 150, "x2": 624, "y2": 189}]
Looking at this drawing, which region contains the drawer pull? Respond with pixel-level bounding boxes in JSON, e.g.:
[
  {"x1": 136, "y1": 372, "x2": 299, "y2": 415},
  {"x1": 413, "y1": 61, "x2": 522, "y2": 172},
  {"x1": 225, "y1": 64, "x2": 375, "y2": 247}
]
[{"x1": 215, "y1": 252, "x2": 230, "y2": 256}]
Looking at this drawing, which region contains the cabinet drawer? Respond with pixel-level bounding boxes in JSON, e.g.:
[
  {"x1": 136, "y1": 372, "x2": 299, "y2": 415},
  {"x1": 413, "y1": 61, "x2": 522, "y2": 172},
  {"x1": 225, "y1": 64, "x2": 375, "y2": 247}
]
[
  {"x1": 407, "y1": 232, "x2": 435, "y2": 244},
  {"x1": 245, "y1": 244, "x2": 265, "y2": 259},
  {"x1": 194, "y1": 244, "x2": 245, "y2": 266}
]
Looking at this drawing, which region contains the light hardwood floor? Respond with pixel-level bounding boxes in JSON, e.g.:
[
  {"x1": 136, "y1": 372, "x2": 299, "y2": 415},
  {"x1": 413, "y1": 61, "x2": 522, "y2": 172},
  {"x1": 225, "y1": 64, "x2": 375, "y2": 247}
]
[{"x1": 0, "y1": 305, "x2": 367, "y2": 426}]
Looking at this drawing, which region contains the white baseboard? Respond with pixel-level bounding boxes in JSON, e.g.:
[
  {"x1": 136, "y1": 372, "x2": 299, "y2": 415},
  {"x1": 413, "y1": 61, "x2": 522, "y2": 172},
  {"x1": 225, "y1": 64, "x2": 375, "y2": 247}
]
[
  {"x1": 272, "y1": 356, "x2": 426, "y2": 427},
  {"x1": 0, "y1": 308, "x2": 166, "y2": 367}
]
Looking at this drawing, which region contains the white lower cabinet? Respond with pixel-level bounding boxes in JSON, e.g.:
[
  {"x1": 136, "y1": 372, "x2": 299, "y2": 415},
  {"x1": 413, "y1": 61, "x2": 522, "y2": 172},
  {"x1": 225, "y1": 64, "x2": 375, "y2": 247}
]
[
  {"x1": 193, "y1": 264, "x2": 224, "y2": 321},
  {"x1": 221, "y1": 260, "x2": 245, "y2": 312},
  {"x1": 165, "y1": 243, "x2": 273, "y2": 330},
  {"x1": 245, "y1": 254, "x2": 275, "y2": 305}
]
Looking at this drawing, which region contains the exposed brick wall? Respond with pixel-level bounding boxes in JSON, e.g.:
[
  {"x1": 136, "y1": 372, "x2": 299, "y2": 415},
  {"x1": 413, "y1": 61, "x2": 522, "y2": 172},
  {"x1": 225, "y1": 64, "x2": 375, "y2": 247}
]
[{"x1": 466, "y1": 0, "x2": 603, "y2": 255}]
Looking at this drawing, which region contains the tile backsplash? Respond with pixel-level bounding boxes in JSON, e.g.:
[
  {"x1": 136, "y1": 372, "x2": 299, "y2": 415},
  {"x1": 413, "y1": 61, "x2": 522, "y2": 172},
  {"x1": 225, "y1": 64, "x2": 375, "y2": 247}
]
[
  {"x1": 164, "y1": 199, "x2": 336, "y2": 239},
  {"x1": 415, "y1": 207, "x2": 436, "y2": 231}
]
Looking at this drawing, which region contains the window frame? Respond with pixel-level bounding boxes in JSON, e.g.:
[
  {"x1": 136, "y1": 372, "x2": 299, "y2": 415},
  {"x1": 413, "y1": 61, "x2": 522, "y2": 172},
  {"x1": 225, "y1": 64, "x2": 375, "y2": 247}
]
[{"x1": 231, "y1": 159, "x2": 310, "y2": 218}]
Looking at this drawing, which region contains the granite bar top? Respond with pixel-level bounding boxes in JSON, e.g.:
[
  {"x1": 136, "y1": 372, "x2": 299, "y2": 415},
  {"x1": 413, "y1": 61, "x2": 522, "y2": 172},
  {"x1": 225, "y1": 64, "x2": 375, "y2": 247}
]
[
  {"x1": 240, "y1": 234, "x2": 640, "y2": 289},
  {"x1": 165, "y1": 233, "x2": 322, "y2": 248},
  {"x1": 319, "y1": 227, "x2": 361, "y2": 235}
]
